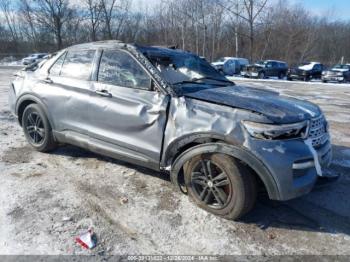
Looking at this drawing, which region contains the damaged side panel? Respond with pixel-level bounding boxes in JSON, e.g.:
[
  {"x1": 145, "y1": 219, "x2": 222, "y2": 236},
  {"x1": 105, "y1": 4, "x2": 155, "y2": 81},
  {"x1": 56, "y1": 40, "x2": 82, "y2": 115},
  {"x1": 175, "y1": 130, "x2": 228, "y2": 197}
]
[
  {"x1": 88, "y1": 81, "x2": 170, "y2": 168},
  {"x1": 162, "y1": 96, "x2": 270, "y2": 166}
]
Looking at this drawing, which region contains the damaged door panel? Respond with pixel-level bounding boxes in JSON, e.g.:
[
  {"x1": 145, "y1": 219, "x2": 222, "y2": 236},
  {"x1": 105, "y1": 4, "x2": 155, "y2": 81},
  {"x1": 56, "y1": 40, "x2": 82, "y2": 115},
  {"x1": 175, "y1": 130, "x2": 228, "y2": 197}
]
[
  {"x1": 10, "y1": 40, "x2": 334, "y2": 220},
  {"x1": 89, "y1": 49, "x2": 169, "y2": 169},
  {"x1": 36, "y1": 49, "x2": 96, "y2": 137}
]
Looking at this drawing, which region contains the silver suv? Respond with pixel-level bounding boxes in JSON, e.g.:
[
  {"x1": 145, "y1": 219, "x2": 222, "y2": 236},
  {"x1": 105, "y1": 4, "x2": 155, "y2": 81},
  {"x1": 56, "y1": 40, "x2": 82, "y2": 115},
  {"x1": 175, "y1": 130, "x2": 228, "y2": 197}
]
[{"x1": 9, "y1": 41, "x2": 332, "y2": 220}]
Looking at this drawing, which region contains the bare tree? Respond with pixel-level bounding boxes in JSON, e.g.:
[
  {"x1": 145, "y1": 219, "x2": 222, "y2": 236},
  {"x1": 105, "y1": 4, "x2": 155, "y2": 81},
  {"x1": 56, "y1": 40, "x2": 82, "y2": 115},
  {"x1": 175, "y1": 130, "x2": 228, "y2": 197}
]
[
  {"x1": 33, "y1": 0, "x2": 74, "y2": 50},
  {"x1": 100, "y1": 0, "x2": 130, "y2": 40},
  {"x1": 0, "y1": 0, "x2": 20, "y2": 44},
  {"x1": 1, "y1": 0, "x2": 350, "y2": 66},
  {"x1": 220, "y1": 0, "x2": 268, "y2": 61},
  {"x1": 84, "y1": 0, "x2": 103, "y2": 41}
]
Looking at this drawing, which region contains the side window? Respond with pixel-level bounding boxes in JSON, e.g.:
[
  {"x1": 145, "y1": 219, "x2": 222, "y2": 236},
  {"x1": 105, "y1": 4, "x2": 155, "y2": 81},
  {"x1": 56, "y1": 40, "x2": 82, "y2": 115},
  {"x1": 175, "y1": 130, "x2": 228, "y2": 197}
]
[
  {"x1": 98, "y1": 49, "x2": 151, "y2": 90},
  {"x1": 271, "y1": 62, "x2": 278, "y2": 68},
  {"x1": 60, "y1": 50, "x2": 95, "y2": 80},
  {"x1": 49, "y1": 53, "x2": 66, "y2": 76}
]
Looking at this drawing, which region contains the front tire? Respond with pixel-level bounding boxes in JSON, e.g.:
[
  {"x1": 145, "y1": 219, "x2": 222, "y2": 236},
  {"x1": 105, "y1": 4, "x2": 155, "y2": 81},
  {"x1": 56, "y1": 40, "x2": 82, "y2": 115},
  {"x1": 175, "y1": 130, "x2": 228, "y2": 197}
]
[
  {"x1": 184, "y1": 153, "x2": 257, "y2": 220},
  {"x1": 258, "y1": 72, "x2": 265, "y2": 79},
  {"x1": 22, "y1": 104, "x2": 57, "y2": 152}
]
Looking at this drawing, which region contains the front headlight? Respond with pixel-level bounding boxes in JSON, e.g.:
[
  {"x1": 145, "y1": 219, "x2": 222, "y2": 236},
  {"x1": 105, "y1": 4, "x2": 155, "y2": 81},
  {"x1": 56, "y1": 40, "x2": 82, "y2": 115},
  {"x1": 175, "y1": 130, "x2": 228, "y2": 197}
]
[
  {"x1": 242, "y1": 121, "x2": 309, "y2": 140},
  {"x1": 336, "y1": 72, "x2": 343, "y2": 76}
]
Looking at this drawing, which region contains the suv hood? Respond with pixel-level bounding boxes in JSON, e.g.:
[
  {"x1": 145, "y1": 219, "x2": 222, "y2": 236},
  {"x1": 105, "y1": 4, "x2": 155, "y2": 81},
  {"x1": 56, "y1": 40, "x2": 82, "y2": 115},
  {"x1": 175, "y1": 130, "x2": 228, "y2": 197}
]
[
  {"x1": 212, "y1": 62, "x2": 224, "y2": 66},
  {"x1": 183, "y1": 85, "x2": 320, "y2": 124},
  {"x1": 330, "y1": 68, "x2": 348, "y2": 72}
]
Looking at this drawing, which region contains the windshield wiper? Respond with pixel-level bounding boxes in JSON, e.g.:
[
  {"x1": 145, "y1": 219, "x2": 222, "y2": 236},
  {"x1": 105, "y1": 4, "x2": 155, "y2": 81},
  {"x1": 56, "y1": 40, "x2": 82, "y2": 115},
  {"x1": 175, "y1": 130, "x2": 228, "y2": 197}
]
[
  {"x1": 193, "y1": 76, "x2": 234, "y2": 84},
  {"x1": 173, "y1": 77, "x2": 233, "y2": 86}
]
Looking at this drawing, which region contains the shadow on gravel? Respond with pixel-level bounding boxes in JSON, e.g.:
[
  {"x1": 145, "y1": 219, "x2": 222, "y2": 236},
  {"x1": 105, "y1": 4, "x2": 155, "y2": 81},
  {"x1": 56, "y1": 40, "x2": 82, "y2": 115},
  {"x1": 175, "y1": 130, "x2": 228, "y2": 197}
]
[
  {"x1": 52, "y1": 145, "x2": 170, "y2": 182},
  {"x1": 242, "y1": 144, "x2": 350, "y2": 236},
  {"x1": 51, "y1": 144, "x2": 350, "y2": 236}
]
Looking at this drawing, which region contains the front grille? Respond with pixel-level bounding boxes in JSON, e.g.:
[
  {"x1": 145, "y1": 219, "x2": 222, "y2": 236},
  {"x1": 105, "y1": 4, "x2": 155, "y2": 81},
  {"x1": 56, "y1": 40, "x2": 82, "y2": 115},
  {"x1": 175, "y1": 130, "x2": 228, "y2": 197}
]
[
  {"x1": 308, "y1": 115, "x2": 328, "y2": 147},
  {"x1": 325, "y1": 71, "x2": 340, "y2": 77}
]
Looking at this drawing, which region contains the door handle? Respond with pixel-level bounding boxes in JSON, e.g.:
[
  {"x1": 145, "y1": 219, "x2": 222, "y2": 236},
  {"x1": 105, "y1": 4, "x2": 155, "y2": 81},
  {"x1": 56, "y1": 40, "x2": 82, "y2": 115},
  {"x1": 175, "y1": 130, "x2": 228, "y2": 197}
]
[
  {"x1": 43, "y1": 77, "x2": 53, "y2": 84},
  {"x1": 95, "y1": 89, "x2": 112, "y2": 97}
]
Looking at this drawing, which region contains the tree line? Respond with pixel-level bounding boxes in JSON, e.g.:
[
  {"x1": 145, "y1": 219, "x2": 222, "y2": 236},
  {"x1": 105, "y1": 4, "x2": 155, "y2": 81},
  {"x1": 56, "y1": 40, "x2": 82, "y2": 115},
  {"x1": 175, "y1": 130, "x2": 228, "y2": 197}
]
[{"x1": 0, "y1": 0, "x2": 349, "y2": 66}]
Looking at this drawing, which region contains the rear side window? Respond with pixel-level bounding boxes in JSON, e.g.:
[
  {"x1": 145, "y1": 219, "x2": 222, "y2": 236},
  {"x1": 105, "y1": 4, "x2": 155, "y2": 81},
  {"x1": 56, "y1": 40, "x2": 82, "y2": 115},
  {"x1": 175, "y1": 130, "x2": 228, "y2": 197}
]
[
  {"x1": 314, "y1": 64, "x2": 321, "y2": 70},
  {"x1": 98, "y1": 49, "x2": 151, "y2": 90},
  {"x1": 60, "y1": 50, "x2": 96, "y2": 80},
  {"x1": 49, "y1": 53, "x2": 66, "y2": 76},
  {"x1": 271, "y1": 62, "x2": 278, "y2": 67},
  {"x1": 277, "y1": 62, "x2": 286, "y2": 68}
]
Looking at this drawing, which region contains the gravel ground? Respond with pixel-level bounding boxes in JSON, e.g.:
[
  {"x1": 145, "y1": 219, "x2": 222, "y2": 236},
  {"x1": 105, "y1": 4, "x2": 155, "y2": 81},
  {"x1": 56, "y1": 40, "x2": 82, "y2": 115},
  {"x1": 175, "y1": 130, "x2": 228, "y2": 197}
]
[{"x1": 0, "y1": 66, "x2": 350, "y2": 255}]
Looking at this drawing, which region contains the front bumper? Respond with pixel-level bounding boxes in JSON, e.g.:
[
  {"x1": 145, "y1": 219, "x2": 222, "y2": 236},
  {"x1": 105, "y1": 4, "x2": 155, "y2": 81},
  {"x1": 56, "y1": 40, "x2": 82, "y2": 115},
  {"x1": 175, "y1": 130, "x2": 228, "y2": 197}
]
[
  {"x1": 322, "y1": 75, "x2": 344, "y2": 82},
  {"x1": 241, "y1": 71, "x2": 259, "y2": 78},
  {"x1": 246, "y1": 134, "x2": 332, "y2": 201},
  {"x1": 288, "y1": 73, "x2": 309, "y2": 80}
]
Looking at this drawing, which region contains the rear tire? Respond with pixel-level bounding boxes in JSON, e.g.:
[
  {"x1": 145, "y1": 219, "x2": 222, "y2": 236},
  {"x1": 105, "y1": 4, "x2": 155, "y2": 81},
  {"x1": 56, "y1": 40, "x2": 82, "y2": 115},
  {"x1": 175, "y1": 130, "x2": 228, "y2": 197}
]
[
  {"x1": 278, "y1": 72, "x2": 285, "y2": 79},
  {"x1": 184, "y1": 153, "x2": 257, "y2": 220},
  {"x1": 22, "y1": 104, "x2": 57, "y2": 152}
]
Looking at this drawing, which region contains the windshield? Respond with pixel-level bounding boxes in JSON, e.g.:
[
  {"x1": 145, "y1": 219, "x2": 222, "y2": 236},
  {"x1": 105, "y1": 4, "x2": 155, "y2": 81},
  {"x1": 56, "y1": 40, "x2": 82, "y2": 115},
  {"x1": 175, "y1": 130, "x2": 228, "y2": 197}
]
[
  {"x1": 333, "y1": 64, "x2": 349, "y2": 69},
  {"x1": 144, "y1": 51, "x2": 230, "y2": 87},
  {"x1": 214, "y1": 57, "x2": 227, "y2": 63}
]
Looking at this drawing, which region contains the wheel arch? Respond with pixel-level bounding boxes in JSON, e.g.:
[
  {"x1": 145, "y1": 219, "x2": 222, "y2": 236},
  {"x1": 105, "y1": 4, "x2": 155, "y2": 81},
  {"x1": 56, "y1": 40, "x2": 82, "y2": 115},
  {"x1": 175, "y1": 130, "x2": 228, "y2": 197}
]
[
  {"x1": 162, "y1": 132, "x2": 238, "y2": 167},
  {"x1": 16, "y1": 94, "x2": 54, "y2": 129},
  {"x1": 170, "y1": 142, "x2": 281, "y2": 200}
]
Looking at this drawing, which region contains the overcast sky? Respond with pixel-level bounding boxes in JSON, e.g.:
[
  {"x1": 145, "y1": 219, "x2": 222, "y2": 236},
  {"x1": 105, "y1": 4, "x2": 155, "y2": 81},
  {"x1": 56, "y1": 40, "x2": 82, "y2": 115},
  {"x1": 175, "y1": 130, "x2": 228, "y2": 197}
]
[
  {"x1": 287, "y1": 0, "x2": 350, "y2": 20},
  {"x1": 133, "y1": 0, "x2": 350, "y2": 21}
]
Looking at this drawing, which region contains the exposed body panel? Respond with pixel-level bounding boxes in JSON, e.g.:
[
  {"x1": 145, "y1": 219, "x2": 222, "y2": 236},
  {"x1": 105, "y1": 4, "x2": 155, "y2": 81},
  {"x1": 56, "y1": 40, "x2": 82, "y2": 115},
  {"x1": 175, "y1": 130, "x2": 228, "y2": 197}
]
[
  {"x1": 35, "y1": 76, "x2": 93, "y2": 136},
  {"x1": 180, "y1": 85, "x2": 320, "y2": 124},
  {"x1": 89, "y1": 82, "x2": 169, "y2": 168}
]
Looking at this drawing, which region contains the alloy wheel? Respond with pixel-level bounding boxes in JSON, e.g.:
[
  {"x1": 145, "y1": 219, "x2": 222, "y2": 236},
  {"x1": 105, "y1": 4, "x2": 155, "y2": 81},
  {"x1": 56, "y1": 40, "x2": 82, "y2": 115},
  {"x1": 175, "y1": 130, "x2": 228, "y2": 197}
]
[
  {"x1": 190, "y1": 159, "x2": 232, "y2": 209},
  {"x1": 26, "y1": 112, "x2": 45, "y2": 145}
]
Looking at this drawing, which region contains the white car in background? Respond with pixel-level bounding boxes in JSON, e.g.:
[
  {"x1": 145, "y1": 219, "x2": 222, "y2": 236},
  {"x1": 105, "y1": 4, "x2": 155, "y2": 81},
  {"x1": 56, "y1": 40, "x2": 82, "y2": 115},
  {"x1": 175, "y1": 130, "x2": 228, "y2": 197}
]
[
  {"x1": 322, "y1": 64, "x2": 350, "y2": 83},
  {"x1": 212, "y1": 57, "x2": 249, "y2": 76},
  {"x1": 22, "y1": 53, "x2": 48, "y2": 65}
]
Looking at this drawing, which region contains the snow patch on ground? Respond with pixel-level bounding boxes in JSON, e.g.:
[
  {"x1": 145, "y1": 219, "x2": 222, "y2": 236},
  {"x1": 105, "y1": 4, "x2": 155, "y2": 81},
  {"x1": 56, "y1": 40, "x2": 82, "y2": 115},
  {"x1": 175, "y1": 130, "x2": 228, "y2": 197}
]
[
  {"x1": 228, "y1": 76, "x2": 350, "y2": 87},
  {"x1": 0, "y1": 57, "x2": 22, "y2": 66}
]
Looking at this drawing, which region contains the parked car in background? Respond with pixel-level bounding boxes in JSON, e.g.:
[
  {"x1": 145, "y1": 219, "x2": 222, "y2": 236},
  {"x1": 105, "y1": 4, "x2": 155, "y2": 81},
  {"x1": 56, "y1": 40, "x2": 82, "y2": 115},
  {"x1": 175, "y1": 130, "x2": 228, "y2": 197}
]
[
  {"x1": 241, "y1": 60, "x2": 288, "y2": 79},
  {"x1": 22, "y1": 53, "x2": 48, "y2": 65},
  {"x1": 10, "y1": 41, "x2": 332, "y2": 220},
  {"x1": 287, "y1": 62, "x2": 324, "y2": 81},
  {"x1": 322, "y1": 64, "x2": 350, "y2": 83},
  {"x1": 212, "y1": 57, "x2": 249, "y2": 76}
]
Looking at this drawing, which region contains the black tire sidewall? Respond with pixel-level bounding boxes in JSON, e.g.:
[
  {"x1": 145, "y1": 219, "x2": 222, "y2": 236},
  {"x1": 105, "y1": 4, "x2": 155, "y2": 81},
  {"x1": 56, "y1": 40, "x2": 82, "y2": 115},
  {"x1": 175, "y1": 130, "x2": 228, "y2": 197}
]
[
  {"x1": 22, "y1": 104, "x2": 54, "y2": 152},
  {"x1": 184, "y1": 153, "x2": 248, "y2": 219}
]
